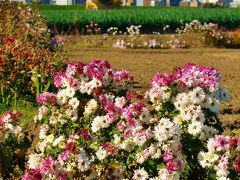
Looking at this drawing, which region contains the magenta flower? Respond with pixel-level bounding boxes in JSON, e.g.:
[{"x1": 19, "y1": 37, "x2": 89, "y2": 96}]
[
  {"x1": 117, "y1": 120, "x2": 126, "y2": 131},
  {"x1": 174, "y1": 63, "x2": 220, "y2": 91},
  {"x1": 59, "y1": 150, "x2": 70, "y2": 161},
  {"x1": 163, "y1": 149, "x2": 175, "y2": 162},
  {"x1": 22, "y1": 168, "x2": 42, "y2": 180},
  {"x1": 36, "y1": 92, "x2": 57, "y2": 105},
  {"x1": 102, "y1": 142, "x2": 118, "y2": 155},
  {"x1": 229, "y1": 137, "x2": 239, "y2": 149},
  {"x1": 152, "y1": 73, "x2": 175, "y2": 88},
  {"x1": 114, "y1": 70, "x2": 133, "y2": 82},
  {"x1": 65, "y1": 141, "x2": 77, "y2": 154},
  {"x1": 78, "y1": 129, "x2": 90, "y2": 140},
  {"x1": 215, "y1": 135, "x2": 230, "y2": 151},
  {"x1": 166, "y1": 158, "x2": 184, "y2": 172},
  {"x1": 98, "y1": 94, "x2": 107, "y2": 105},
  {"x1": 40, "y1": 157, "x2": 55, "y2": 175},
  {"x1": 54, "y1": 71, "x2": 65, "y2": 88}
]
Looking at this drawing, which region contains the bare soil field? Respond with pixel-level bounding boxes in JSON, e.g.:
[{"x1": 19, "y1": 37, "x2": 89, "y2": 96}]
[{"x1": 65, "y1": 42, "x2": 240, "y2": 135}]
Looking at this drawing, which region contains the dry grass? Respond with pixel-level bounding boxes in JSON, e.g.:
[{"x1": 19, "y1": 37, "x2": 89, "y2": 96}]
[{"x1": 64, "y1": 36, "x2": 240, "y2": 136}]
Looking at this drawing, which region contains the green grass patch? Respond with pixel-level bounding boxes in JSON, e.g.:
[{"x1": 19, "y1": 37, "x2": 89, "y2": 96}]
[{"x1": 29, "y1": 5, "x2": 240, "y2": 33}]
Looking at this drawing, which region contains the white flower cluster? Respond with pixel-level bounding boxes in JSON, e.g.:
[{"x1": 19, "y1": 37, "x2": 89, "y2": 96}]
[
  {"x1": 174, "y1": 87, "x2": 220, "y2": 138},
  {"x1": 126, "y1": 25, "x2": 141, "y2": 36},
  {"x1": 37, "y1": 125, "x2": 66, "y2": 153},
  {"x1": 153, "y1": 118, "x2": 182, "y2": 145},
  {"x1": 107, "y1": 27, "x2": 118, "y2": 35},
  {"x1": 91, "y1": 115, "x2": 110, "y2": 133},
  {"x1": 176, "y1": 20, "x2": 218, "y2": 34},
  {"x1": 84, "y1": 99, "x2": 98, "y2": 116},
  {"x1": 146, "y1": 86, "x2": 171, "y2": 110}
]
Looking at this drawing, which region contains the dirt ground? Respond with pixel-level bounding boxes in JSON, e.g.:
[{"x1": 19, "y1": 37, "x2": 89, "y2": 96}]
[{"x1": 65, "y1": 42, "x2": 240, "y2": 135}]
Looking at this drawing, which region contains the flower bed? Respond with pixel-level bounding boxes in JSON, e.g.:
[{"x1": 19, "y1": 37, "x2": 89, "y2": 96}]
[{"x1": 1, "y1": 60, "x2": 239, "y2": 179}]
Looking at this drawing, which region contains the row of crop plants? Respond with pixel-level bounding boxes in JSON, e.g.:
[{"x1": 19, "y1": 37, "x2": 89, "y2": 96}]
[{"x1": 31, "y1": 5, "x2": 240, "y2": 33}]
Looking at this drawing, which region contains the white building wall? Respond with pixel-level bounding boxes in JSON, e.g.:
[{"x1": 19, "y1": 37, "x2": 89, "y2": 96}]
[{"x1": 55, "y1": 0, "x2": 69, "y2": 5}]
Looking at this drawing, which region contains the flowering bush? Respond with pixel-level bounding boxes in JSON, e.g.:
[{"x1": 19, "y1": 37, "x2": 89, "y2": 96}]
[
  {"x1": 145, "y1": 63, "x2": 230, "y2": 178},
  {"x1": 0, "y1": 2, "x2": 65, "y2": 103},
  {"x1": 18, "y1": 60, "x2": 236, "y2": 179},
  {"x1": 24, "y1": 60, "x2": 136, "y2": 179},
  {"x1": 0, "y1": 110, "x2": 30, "y2": 178},
  {"x1": 177, "y1": 20, "x2": 233, "y2": 48}
]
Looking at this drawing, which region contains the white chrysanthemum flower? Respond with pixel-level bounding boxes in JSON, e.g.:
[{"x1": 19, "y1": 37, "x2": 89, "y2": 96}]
[
  {"x1": 198, "y1": 151, "x2": 208, "y2": 168},
  {"x1": 176, "y1": 92, "x2": 191, "y2": 106},
  {"x1": 57, "y1": 90, "x2": 68, "y2": 105},
  {"x1": 68, "y1": 97, "x2": 80, "y2": 109},
  {"x1": 65, "y1": 87, "x2": 76, "y2": 98},
  {"x1": 28, "y1": 153, "x2": 43, "y2": 169},
  {"x1": 188, "y1": 121, "x2": 203, "y2": 136},
  {"x1": 208, "y1": 99, "x2": 221, "y2": 114},
  {"x1": 154, "y1": 118, "x2": 180, "y2": 144},
  {"x1": 115, "y1": 96, "x2": 127, "y2": 108},
  {"x1": 65, "y1": 109, "x2": 78, "y2": 122},
  {"x1": 173, "y1": 115, "x2": 184, "y2": 125},
  {"x1": 154, "y1": 103, "x2": 162, "y2": 111},
  {"x1": 189, "y1": 87, "x2": 205, "y2": 104},
  {"x1": 61, "y1": 77, "x2": 71, "y2": 88},
  {"x1": 149, "y1": 144, "x2": 161, "y2": 159},
  {"x1": 148, "y1": 90, "x2": 159, "y2": 103},
  {"x1": 135, "y1": 152, "x2": 146, "y2": 164},
  {"x1": 207, "y1": 152, "x2": 219, "y2": 164},
  {"x1": 91, "y1": 116, "x2": 109, "y2": 133},
  {"x1": 96, "y1": 147, "x2": 108, "y2": 160},
  {"x1": 153, "y1": 124, "x2": 169, "y2": 143},
  {"x1": 88, "y1": 78, "x2": 102, "y2": 89},
  {"x1": 84, "y1": 99, "x2": 98, "y2": 115},
  {"x1": 217, "y1": 177, "x2": 230, "y2": 180},
  {"x1": 160, "y1": 86, "x2": 171, "y2": 100},
  {"x1": 133, "y1": 168, "x2": 149, "y2": 180},
  {"x1": 149, "y1": 86, "x2": 171, "y2": 104},
  {"x1": 207, "y1": 138, "x2": 216, "y2": 152}
]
